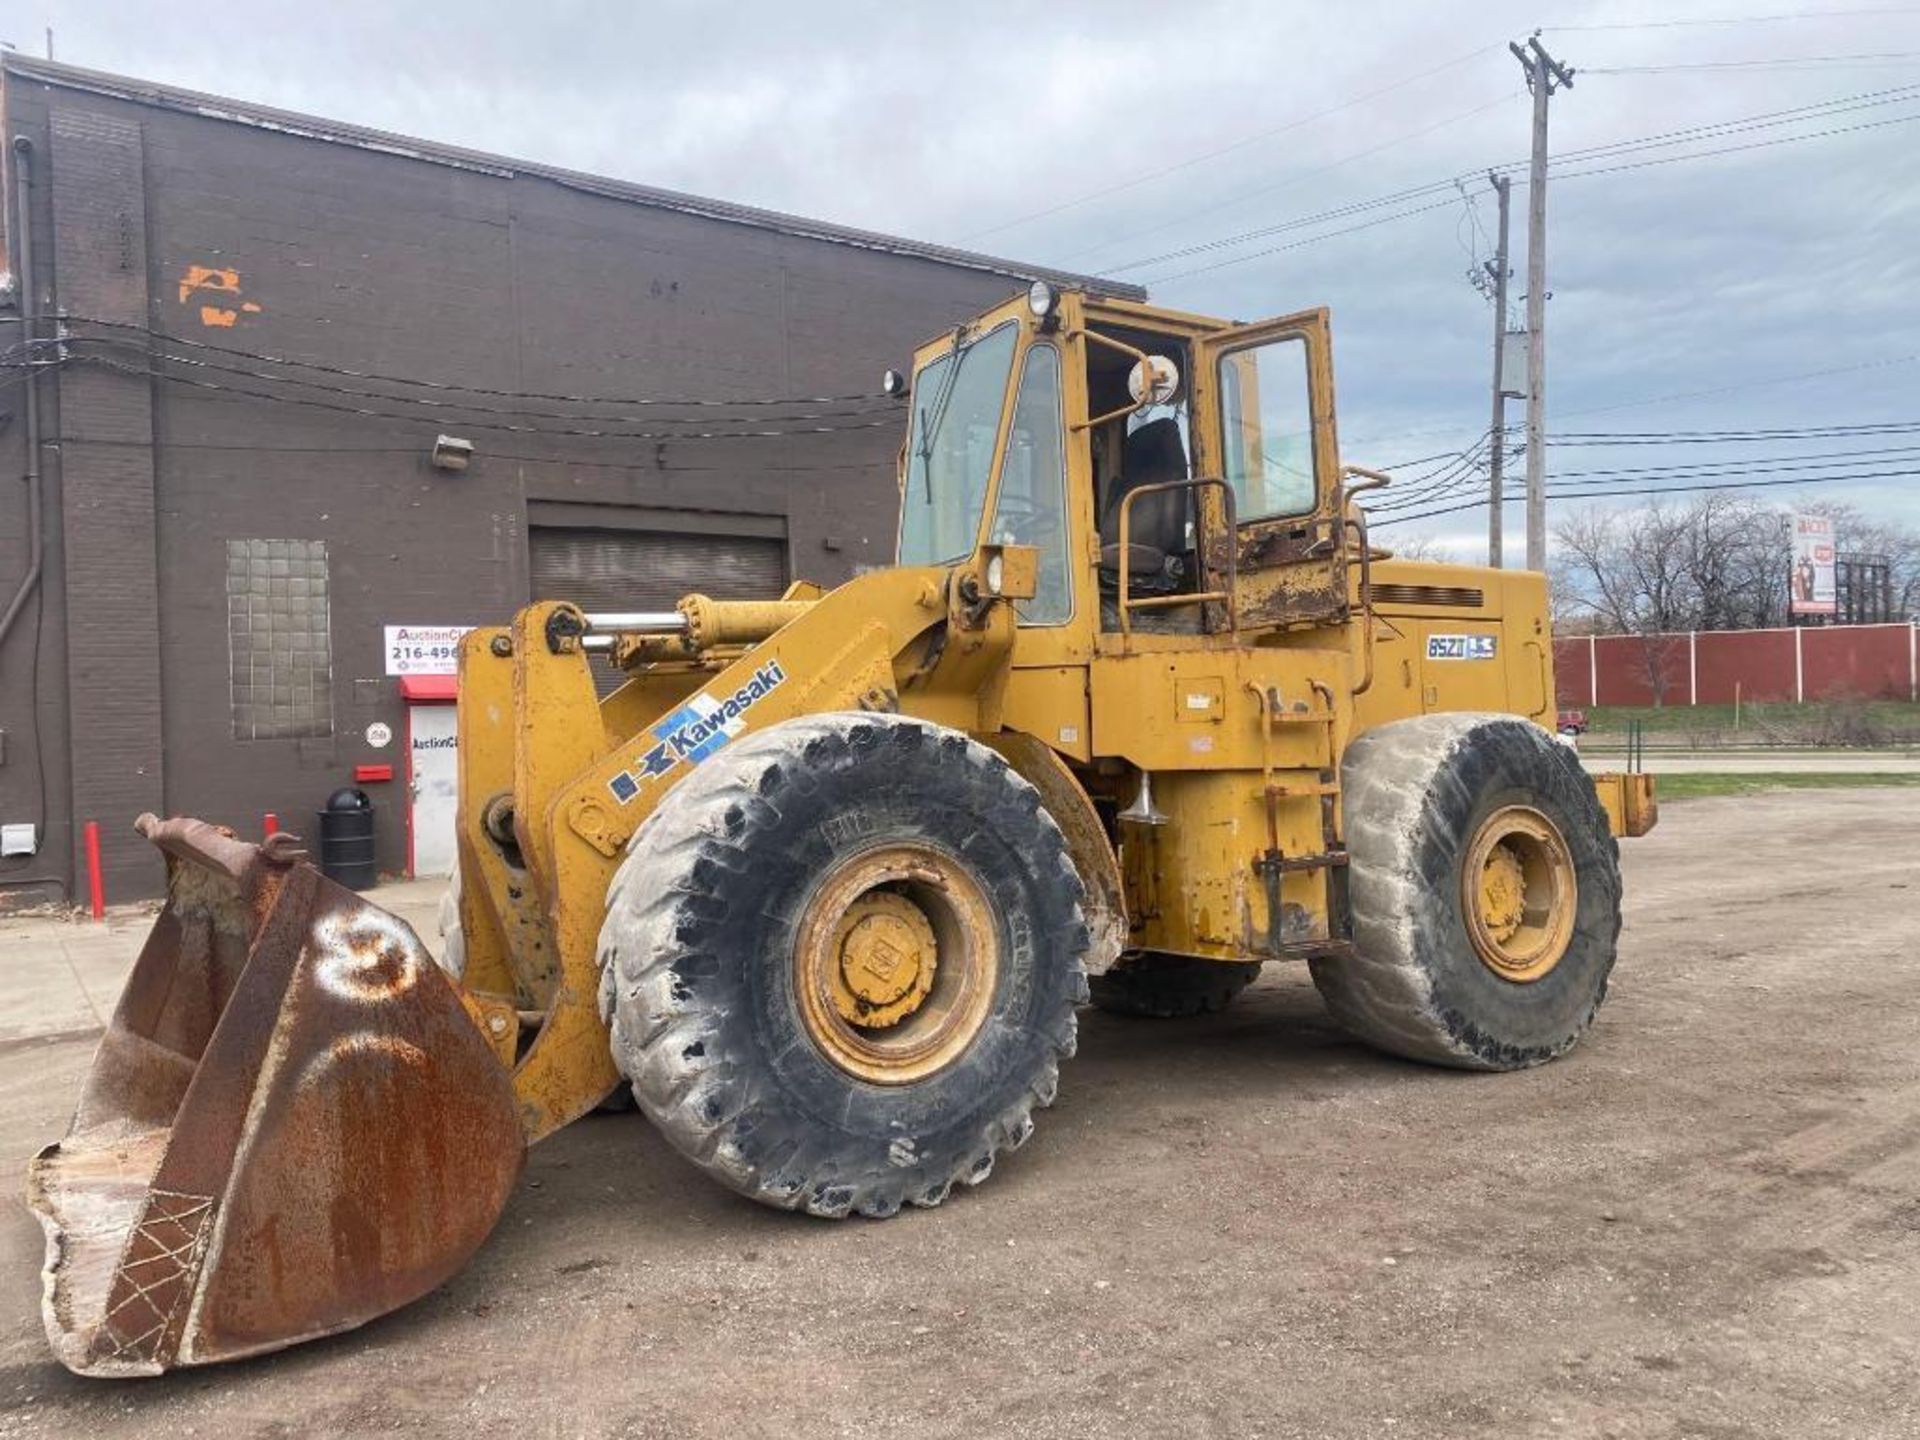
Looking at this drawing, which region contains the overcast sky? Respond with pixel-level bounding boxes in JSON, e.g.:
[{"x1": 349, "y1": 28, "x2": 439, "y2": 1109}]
[{"x1": 11, "y1": 0, "x2": 1920, "y2": 558}]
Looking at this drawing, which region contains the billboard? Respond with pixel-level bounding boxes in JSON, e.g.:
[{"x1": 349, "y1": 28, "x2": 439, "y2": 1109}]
[{"x1": 1789, "y1": 514, "x2": 1836, "y2": 617}]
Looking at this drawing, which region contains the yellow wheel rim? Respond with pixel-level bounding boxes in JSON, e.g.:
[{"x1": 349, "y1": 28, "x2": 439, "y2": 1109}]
[
  {"x1": 1461, "y1": 805, "x2": 1577, "y2": 984},
  {"x1": 794, "y1": 844, "x2": 999, "y2": 1085}
]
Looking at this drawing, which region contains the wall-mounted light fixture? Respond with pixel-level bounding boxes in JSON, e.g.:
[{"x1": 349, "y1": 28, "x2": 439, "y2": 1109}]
[{"x1": 430, "y1": 434, "x2": 474, "y2": 472}]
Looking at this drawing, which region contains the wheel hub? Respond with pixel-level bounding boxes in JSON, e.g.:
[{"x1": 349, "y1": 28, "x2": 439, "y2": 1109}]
[
  {"x1": 1461, "y1": 805, "x2": 1577, "y2": 984},
  {"x1": 832, "y1": 892, "x2": 937, "y2": 1028},
  {"x1": 1480, "y1": 842, "x2": 1528, "y2": 944},
  {"x1": 793, "y1": 844, "x2": 1000, "y2": 1085}
]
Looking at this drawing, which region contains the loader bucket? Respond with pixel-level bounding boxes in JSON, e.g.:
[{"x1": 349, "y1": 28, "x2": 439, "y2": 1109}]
[{"x1": 27, "y1": 816, "x2": 524, "y2": 1377}]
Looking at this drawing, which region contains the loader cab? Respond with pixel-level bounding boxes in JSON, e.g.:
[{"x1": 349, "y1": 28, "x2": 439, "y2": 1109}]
[{"x1": 894, "y1": 288, "x2": 1351, "y2": 658}]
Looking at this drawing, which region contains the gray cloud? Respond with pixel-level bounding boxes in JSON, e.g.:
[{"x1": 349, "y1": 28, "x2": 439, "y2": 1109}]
[{"x1": 17, "y1": 0, "x2": 1920, "y2": 555}]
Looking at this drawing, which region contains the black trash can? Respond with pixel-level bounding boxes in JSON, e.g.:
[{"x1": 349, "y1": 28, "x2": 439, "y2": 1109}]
[{"x1": 318, "y1": 786, "x2": 377, "y2": 890}]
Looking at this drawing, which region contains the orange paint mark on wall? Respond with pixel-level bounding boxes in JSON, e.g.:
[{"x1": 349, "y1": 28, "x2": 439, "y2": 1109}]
[
  {"x1": 178, "y1": 265, "x2": 240, "y2": 303},
  {"x1": 178, "y1": 263, "x2": 263, "y2": 328}
]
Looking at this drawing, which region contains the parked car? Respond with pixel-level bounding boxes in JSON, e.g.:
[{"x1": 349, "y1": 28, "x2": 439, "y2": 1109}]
[{"x1": 1557, "y1": 708, "x2": 1589, "y2": 736}]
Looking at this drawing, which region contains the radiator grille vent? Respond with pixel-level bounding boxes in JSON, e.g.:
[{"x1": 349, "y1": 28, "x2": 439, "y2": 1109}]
[{"x1": 1367, "y1": 582, "x2": 1486, "y2": 609}]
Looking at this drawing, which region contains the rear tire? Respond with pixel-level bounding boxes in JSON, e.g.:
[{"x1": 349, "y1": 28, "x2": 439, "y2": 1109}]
[
  {"x1": 1310, "y1": 713, "x2": 1621, "y2": 1071},
  {"x1": 1090, "y1": 954, "x2": 1261, "y2": 1018},
  {"x1": 600, "y1": 713, "x2": 1089, "y2": 1218}
]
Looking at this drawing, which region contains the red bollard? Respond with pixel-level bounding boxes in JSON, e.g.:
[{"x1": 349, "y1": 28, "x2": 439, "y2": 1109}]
[
  {"x1": 84, "y1": 820, "x2": 105, "y2": 921},
  {"x1": 263, "y1": 812, "x2": 279, "y2": 838}
]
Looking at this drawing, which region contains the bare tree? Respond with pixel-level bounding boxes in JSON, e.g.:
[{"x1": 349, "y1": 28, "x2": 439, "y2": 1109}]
[
  {"x1": 1384, "y1": 532, "x2": 1460, "y2": 565},
  {"x1": 1551, "y1": 502, "x2": 1699, "y2": 704}
]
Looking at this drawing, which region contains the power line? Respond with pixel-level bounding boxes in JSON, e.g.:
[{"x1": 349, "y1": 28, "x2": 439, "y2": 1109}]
[
  {"x1": 43, "y1": 433, "x2": 892, "y2": 473},
  {"x1": 955, "y1": 42, "x2": 1502, "y2": 244},
  {"x1": 1137, "y1": 103, "x2": 1920, "y2": 284},
  {"x1": 1552, "y1": 354, "x2": 1920, "y2": 423},
  {"x1": 1371, "y1": 428, "x2": 1920, "y2": 513},
  {"x1": 1120, "y1": 85, "x2": 1920, "y2": 284},
  {"x1": 1351, "y1": 351, "x2": 1918, "y2": 456},
  {"x1": 1544, "y1": 441, "x2": 1920, "y2": 478},
  {"x1": 1093, "y1": 82, "x2": 1920, "y2": 278},
  {"x1": 1068, "y1": 89, "x2": 1520, "y2": 273},
  {"x1": 62, "y1": 332, "x2": 891, "y2": 428},
  {"x1": 75, "y1": 354, "x2": 896, "y2": 443},
  {"x1": 1587, "y1": 51, "x2": 1920, "y2": 73},
  {"x1": 1548, "y1": 8, "x2": 1920, "y2": 31},
  {"x1": 1371, "y1": 465, "x2": 1920, "y2": 527},
  {"x1": 52, "y1": 315, "x2": 892, "y2": 409}
]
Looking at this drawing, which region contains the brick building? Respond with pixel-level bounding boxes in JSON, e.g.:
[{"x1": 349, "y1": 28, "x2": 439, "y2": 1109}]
[{"x1": 0, "y1": 55, "x2": 1138, "y2": 904}]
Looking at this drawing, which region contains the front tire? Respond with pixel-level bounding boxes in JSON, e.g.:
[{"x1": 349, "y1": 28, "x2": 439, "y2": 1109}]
[
  {"x1": 599, "y1": 713, "x2": 1089, "y2": 1218},
  {"x1": 1310, "y1": 713, "x2": 1621, "y2": 1071}
]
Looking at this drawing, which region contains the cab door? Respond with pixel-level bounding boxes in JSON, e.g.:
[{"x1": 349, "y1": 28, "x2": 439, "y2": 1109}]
[{"x1": 1190, "y1": 308, "x2": 1349, "y2": 632}]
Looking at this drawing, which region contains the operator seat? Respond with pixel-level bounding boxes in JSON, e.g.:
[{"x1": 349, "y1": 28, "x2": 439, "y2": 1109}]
[{"x1": 1099, "y1": 417, "x2": 1190, "y2": 581}]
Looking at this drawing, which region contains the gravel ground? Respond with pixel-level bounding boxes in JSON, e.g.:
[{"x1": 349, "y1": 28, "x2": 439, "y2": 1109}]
[{"x1": 2, "y1": 788, "x2": 1916, "y2": 1439}]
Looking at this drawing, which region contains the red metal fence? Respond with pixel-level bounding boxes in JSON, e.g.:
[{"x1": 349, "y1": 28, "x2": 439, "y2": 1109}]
[{"x1": 1554, "y1": 623, "x2": 1920, "y2": 707}]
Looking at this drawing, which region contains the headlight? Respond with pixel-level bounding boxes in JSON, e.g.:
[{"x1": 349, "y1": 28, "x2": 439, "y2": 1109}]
[
  {"x1": 986, "y1": 555, "x2": 1005, "y2": 595},
  {"x1": 1027, "y1": 280, "x2": 1058, "y2": 320},
  {"x1": 881, "y1": 368, "x2": 908, "y2": 398}
]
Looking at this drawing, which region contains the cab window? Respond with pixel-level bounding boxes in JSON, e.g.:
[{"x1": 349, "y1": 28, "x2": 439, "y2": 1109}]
[
  {"x1": 898, "y1": 323, "x2": 1019, "y2": 566},
  {"x1": 990, "y1": 344, "x2": 1071, "y2": 625},
  {"x1": 1218, "y1": 336, "x2": 1316, "y2": 521}
]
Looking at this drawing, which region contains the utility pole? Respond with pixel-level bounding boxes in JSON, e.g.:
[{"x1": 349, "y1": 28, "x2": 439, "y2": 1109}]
[
  {"x1": 1484, "y1": 171, "x2": 1512, "y2": 568},
  {"x1": 1510, "y1": 33, "x2": 1574, "y2": 573}
]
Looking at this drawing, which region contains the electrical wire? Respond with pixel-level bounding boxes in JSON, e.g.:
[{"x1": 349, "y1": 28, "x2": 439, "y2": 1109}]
[
  {"x1": 61, "y1": 332, "x2": 892, "y2": 428},
  {"x1": 1552, "y1": 420, "x2": 1920, "y2": 445},
  {"x1": 1118, "y1": 85, "x2": 1920, "y2": 284},
  {"x1": 1068, "y1": 89, "x2": 1520, "y2": 273},
  {"x1": 1587, "y1": 51, "x2": 1920, "y2": 73},
  {"x1": 1094, "y1": 82, "x2": 1919, "y2": 277},
  {"x1": 1543, "y1": 441, "x2": 1920, "y2": 479},
  {"x1": 75, "y1": 354, "x2": 895, "y2": 443},
  {"x1": 1548, "y1": 8, "x2": 1920, "y2": 31},
  {"x1": 1375, "y1": 431, "x2": 1920, "y2": 513},
  {"x1": 955, "y1": 42, "x2": 1503, "y2": 244},
  {"x1": 51, "y1": 314, "x2": 894, "y2": 409},
  {"x1": 1370, "y1": 465, "x2": 1920, "y2": 527},
  {"x1": 56, "y1": 434, "x2": 891, "y2": 473}
]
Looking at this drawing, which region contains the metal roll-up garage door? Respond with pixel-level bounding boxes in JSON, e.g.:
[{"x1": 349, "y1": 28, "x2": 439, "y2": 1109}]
[{"x1": 529, "y1": 526, "x2": 788, "y2": 692}]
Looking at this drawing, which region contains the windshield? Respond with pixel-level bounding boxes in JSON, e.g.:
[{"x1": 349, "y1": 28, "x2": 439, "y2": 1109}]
[{"x1": 898, "y1": 322, "x2": 1019, "y2": 566}]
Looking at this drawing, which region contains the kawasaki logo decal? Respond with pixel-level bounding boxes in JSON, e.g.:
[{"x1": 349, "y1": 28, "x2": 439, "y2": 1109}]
[{"x1": 606, "y1": 660, "x2": 788, "y2": 804}]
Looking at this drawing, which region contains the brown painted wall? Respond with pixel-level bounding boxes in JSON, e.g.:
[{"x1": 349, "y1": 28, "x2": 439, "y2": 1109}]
[
  {"x1": 1555, "y1": 625, "x2": 1917, "y2": 709},
  {"x1": 0, "y1": 68, "x2": 1041, "y2": 901}
]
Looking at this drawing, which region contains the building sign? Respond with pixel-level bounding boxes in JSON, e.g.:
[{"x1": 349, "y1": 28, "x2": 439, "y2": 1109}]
[
  {"x1": 384, "y1": 624, "x2": 474, "y2": 676},
  {"x1": 1789, "y1": 515, "x2": 1836, "y2": 617}
]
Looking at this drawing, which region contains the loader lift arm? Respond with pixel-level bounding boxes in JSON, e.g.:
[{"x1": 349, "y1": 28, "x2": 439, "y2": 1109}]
[{"x1": 458, "y1": 559, "x2": 1038, "y2": 1142}]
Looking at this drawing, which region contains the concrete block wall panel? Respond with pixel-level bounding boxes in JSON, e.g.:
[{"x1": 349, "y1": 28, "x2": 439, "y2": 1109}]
[
  {"x1": 1589, "y1": 633, "x2": 1687, "y2": 707},
  {"x1": 1801, "y1": 622, "x2": 1913, "y2": 702},
  {"x1": 1551, "y1": 638, "x2": 1590, "y2": 707},
  {"x1": 1692, "y1": 628, "x2": 1799, "y2": 705},
  {"x1": 48, "y1": 106, "x2": 165, "y2": 899},
  {"x1": 1565, "y1": 625, "x2": 1914, "y2": 710}
]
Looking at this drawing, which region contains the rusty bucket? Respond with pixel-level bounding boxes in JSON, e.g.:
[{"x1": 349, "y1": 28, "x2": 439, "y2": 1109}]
[{"x1": 28, "y1": 816, "x2": 524, "y2": 1377}]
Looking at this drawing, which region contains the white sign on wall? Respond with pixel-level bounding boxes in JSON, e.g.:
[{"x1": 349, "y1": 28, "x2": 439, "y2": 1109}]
[{"x1": 384, "y1": 624, "x2": 473, "y2": 677}]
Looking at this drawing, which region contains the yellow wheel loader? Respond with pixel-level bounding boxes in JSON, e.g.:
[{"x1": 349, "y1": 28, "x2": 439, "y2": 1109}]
[{"x1": 28, "y1": 283, "x2": 1657, "y2": 1376}]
